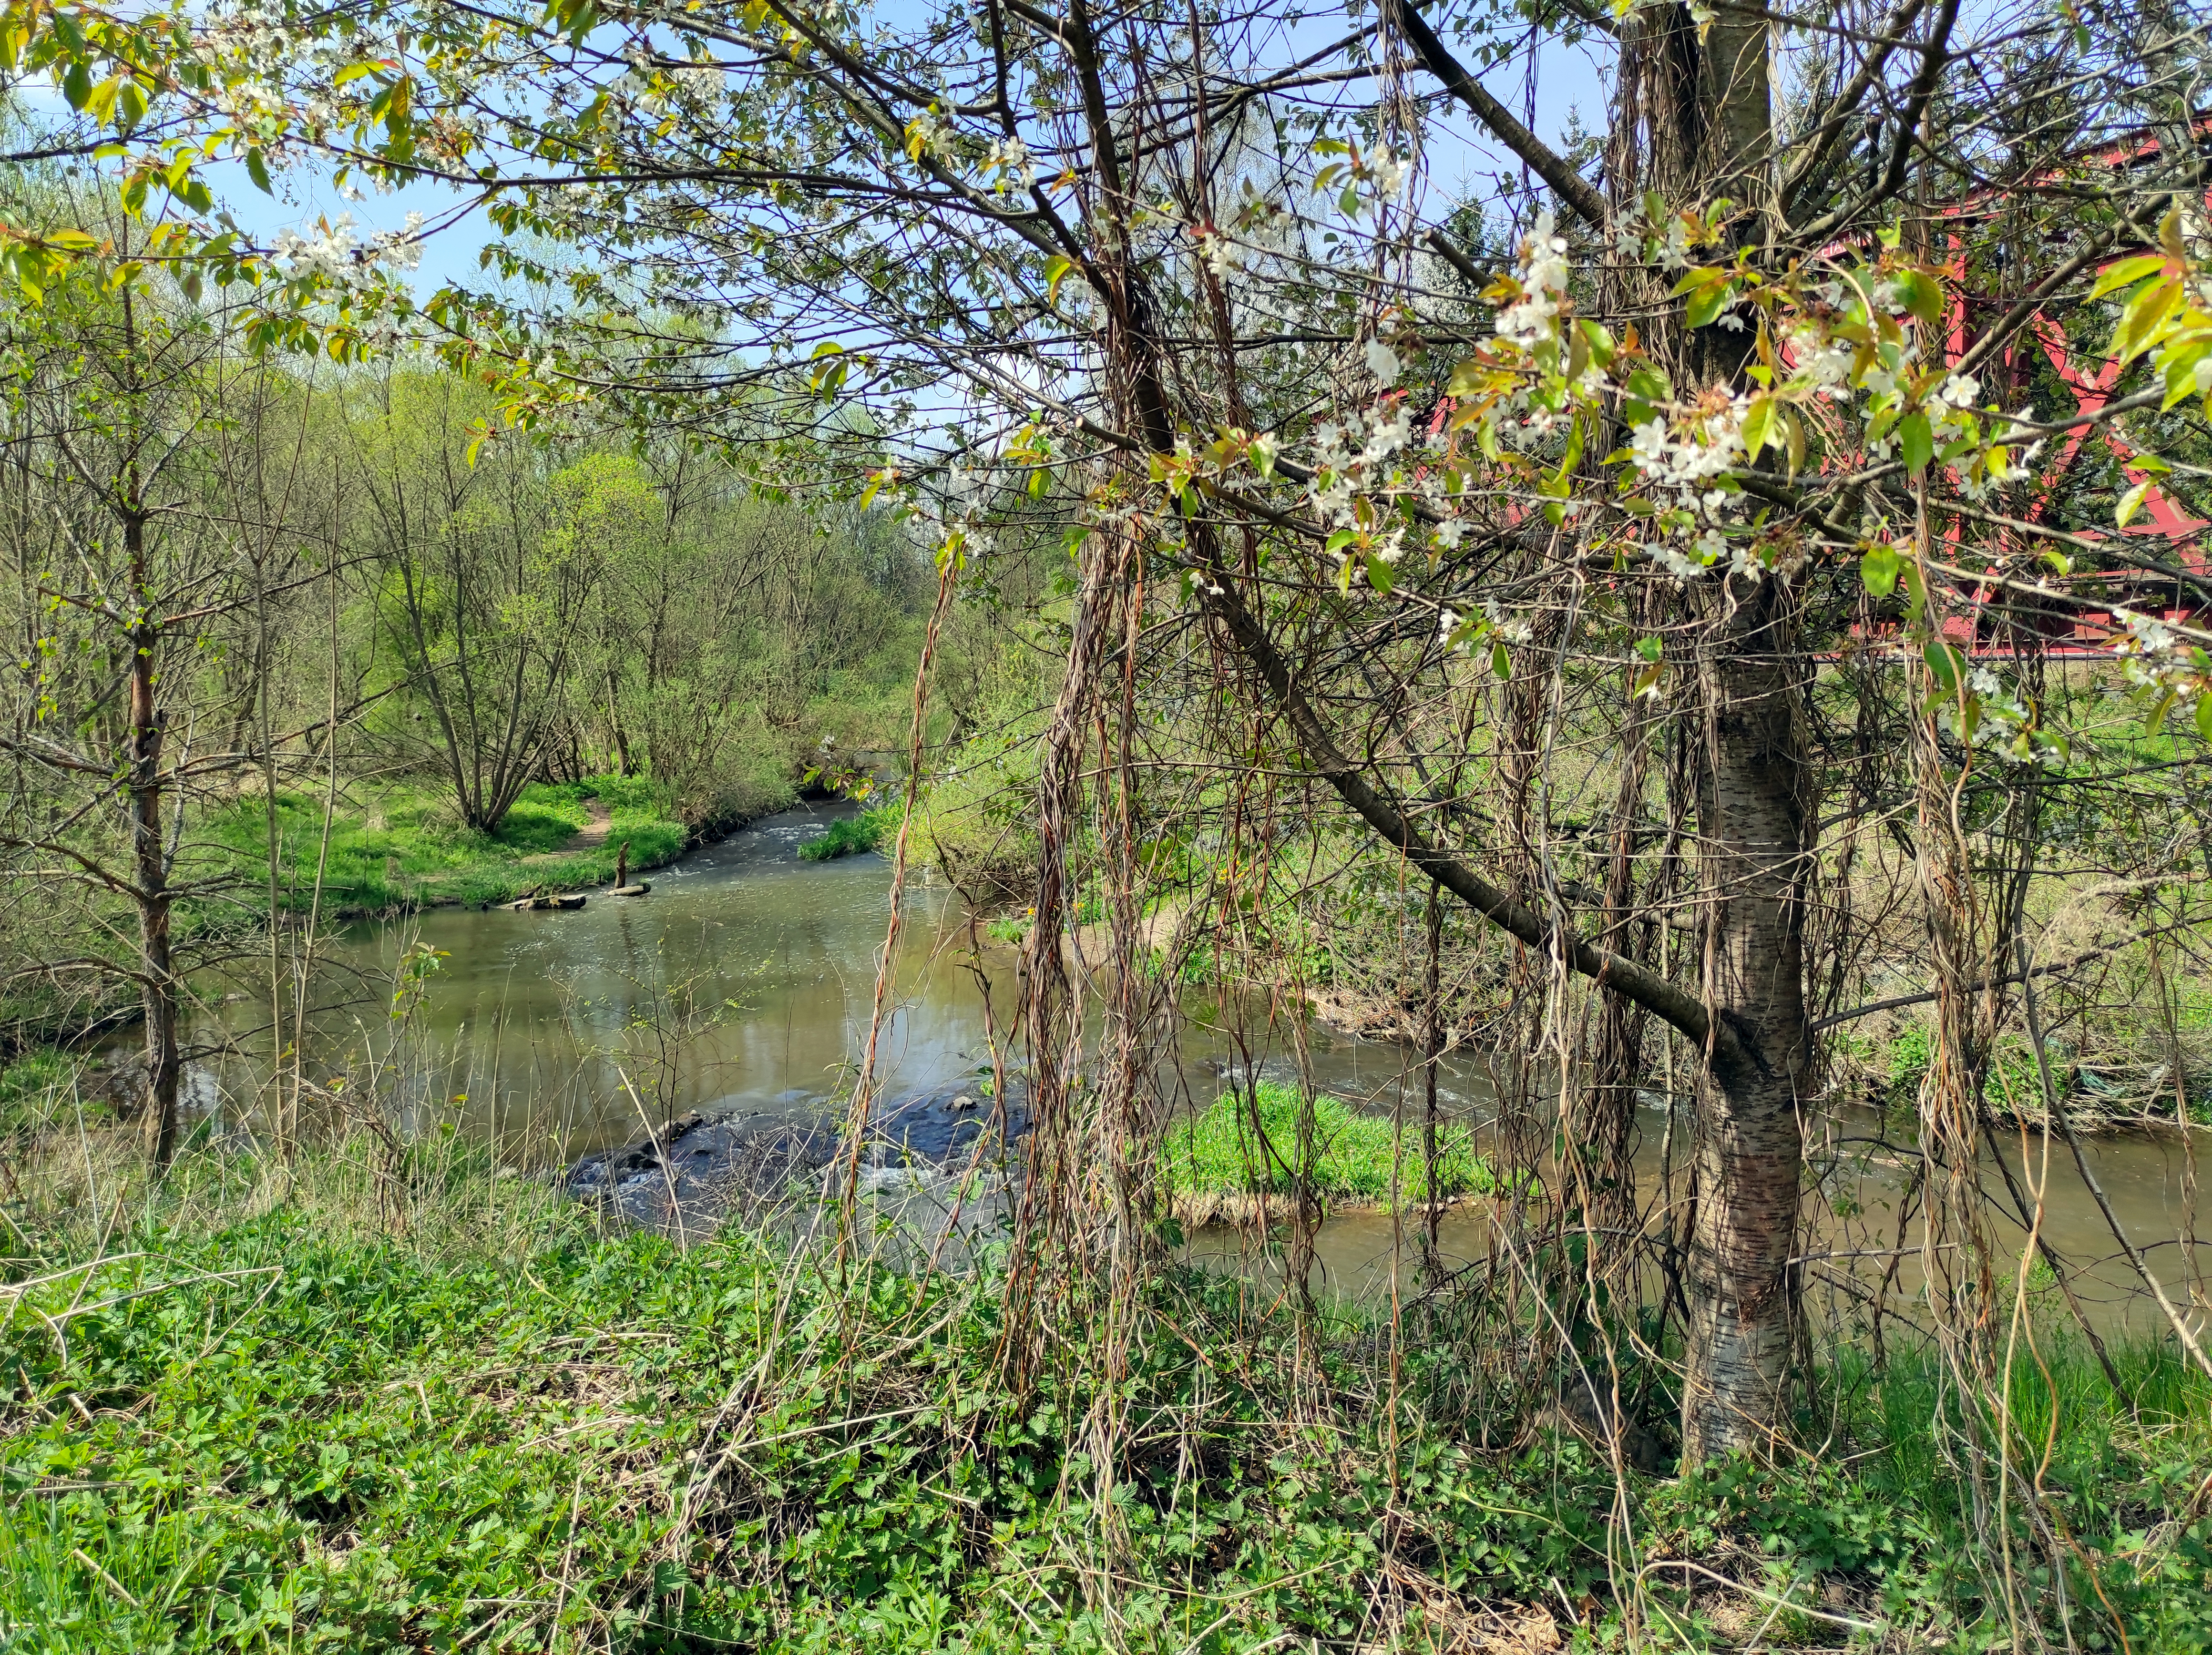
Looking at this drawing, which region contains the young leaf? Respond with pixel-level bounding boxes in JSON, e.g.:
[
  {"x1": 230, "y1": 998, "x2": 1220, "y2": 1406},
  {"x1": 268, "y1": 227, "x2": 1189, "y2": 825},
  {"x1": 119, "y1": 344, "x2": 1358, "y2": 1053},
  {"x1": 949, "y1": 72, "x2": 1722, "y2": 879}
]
[
  {"x1": 2088, "y1": 253, "x2": 2168, "y2": 301},
  {"x1": 2115, "y1": 479, "x2": 2153, "y2": 529},
  {"x1": 1861, "y1": 543, "x2": 1900, "y2": 597},
  {"x1": 1740, "y1": 395, "x2": 1775, "y2": 460},
  {"x1": 1899, "y1": 412, "x2": 1934, "y2": 478},
  {"x1": 1922, "y1": 638, "x2": 1966, "y2": 695}
]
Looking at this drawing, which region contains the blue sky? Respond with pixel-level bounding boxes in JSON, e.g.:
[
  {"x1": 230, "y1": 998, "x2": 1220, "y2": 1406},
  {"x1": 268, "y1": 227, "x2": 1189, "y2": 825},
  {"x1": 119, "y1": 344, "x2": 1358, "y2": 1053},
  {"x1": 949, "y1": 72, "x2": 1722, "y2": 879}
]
[{"x1": 181, "y1": 11, "x2": 1609, "y2": 306}]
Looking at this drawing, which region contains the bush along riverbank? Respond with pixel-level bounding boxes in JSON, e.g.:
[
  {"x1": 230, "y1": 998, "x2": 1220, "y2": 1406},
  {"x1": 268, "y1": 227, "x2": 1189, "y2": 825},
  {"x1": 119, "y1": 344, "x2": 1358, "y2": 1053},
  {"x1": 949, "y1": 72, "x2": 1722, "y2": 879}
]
[
  {"x1": 5, "y1": 1129, "x2": 2211, "y2": 1652},
  {"x1": 205, "y1": 776, "x2": 690, "y2": 916}
]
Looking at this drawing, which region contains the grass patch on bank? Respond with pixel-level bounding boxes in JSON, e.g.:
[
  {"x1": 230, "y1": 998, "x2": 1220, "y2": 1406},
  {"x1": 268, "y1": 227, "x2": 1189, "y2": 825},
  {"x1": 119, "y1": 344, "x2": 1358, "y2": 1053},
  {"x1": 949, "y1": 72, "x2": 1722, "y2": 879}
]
[
  {"x1": 0, "y1": 1048, "x2": 73, "y2": 1139},
  {"x1": 2, "y1": 1135, "x2": 2210, "y2": 1652},
  {"x1": 798, "y1": 804, "x2": 899, "y2": 862},
  {"x1": 1162, "y1": 1081, "x2": 1491, "y2": 1209},
  {"x1": 204, "y1": 776, "x2": 688, "y2": 913}
]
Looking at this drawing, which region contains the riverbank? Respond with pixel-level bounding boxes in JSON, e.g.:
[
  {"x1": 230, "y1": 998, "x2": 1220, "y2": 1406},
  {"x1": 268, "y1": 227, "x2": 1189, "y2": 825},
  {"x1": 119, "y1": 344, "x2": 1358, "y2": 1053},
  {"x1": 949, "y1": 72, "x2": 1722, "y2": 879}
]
[
  {"x1": 3, "y1": 1130, "x2": 2208, "y2": 1652},
  {"x1": 0, "y1": 780, "x2": 700, "y2": 1057},
  {"x1": 206, "y1": 776, "x2": 694, "y2": 916}
]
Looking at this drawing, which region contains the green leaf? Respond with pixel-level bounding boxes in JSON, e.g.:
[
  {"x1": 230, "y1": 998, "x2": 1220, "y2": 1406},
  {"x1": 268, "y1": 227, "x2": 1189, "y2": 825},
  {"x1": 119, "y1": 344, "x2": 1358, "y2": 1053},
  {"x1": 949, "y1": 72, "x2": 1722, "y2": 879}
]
[
  {"x1": 82, "y1": 72, "x2": 120, "y2": 122},
  {"x1": 2116, "y1": 480, "x2": 2153, "y2": 529},
  {"x1": 1364, "y1": 552, "x2": 1394, "y2": 593},
  {"x1": 1861, "y1": 543, "x2": 1900, "y2": 597},
  {"x1": 1892, "y1": 269, "x2": 1944, "y2": 328},
  {"x1": 2161, "y1": 342, "x2": 2210, "y2": 409},
  {"x1": 1922, "y1": 638, "x2": 1965, "y2": 695},
  {"x1": 2089, "y1": 253, "x2": 2168, "y2": 301},
  {"x1": 1635, "y1": 635, "x2": 1663, "y2": 664},
  {"x1": 1622, "y1": 365, "x2": 1669, "y2": 427},
  {"x1": 1741, "y1": 395, "x2": 1775, "y2": 461},
  {"x1": 1324, "y1": 528, "x2": 1358, "y2": 556},
  {"x1": 245, "y1": 146, "x2": 273, "y2": 194},
  {"x1": 1490, "y1": 639, "x2": 1510, "y2": 681},
  {"x1": 1045, "y1": 255, "x2": 1073, "y2": 305},
  {"x1": 1899, "y1": 412, "x2": 1934, "y2": 478},
  {"x1": 2115, "y1": 277, "x2": 2181, "y2": 364},
  {"x1": 1685, "y1": 279, "x2": 1732, "y2": 329},
  {"x1": 2195, "y1": 694, "x2": 2212, "y2": 744}
]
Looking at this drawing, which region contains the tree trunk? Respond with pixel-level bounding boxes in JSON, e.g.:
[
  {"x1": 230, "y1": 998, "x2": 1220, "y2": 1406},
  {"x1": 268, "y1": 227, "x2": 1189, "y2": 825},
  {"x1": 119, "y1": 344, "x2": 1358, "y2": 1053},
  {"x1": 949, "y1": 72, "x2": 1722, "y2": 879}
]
[
  {"x1": 125, "y1": 509, "x2": 181, "y2": 1171},
  {"x1": 1620, "y1": 0, "x2": 1808, "y2": 1463},
  {"x1": 607, "y1": 662, "x2": 632, "y2": 777},
  {"x1": 1682, "y1": 573, "x2": 1811, "y2": 1461}
]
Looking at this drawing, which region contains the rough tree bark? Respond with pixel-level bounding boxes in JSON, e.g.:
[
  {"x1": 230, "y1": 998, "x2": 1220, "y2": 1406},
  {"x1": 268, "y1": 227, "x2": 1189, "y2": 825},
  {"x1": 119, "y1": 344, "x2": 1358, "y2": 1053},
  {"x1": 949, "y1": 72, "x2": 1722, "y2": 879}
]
[
  {"x1": 1631, "y1": 0, "x2": 1813, "y2": 1462},
  {"x1": 123, "y1": 498, "x2": 181, "y2": 1171},
  {"x1": 1682, "y1": 577, "x2": 1812, "y2": 1459}
]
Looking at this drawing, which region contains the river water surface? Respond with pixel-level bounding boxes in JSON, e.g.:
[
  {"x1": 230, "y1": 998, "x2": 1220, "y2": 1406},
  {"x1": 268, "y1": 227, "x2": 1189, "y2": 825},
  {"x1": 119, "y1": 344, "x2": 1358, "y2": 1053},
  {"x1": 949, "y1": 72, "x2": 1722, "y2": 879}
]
[{"x1": 171, "y1": 803, "x2": 2212, "y2": 1337}]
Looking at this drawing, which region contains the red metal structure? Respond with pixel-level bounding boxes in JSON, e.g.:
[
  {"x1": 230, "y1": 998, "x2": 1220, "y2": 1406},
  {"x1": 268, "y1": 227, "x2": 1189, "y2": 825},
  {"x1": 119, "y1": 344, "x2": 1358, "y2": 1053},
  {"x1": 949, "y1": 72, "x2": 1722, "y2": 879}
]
[{"x1": 1932, "y1": 124, "x2": 2211, "y2": 655}]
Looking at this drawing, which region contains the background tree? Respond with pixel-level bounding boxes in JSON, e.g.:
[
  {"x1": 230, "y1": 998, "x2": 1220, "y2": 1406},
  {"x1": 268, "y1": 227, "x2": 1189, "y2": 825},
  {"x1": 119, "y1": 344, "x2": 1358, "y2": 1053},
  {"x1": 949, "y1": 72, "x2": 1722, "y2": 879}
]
[
  {"x1": 345, "y1": 370, "x2": 587, "y2": 835},
  {"x1": 0, "y1": 186, "x2": 327, "y2": 1166}
]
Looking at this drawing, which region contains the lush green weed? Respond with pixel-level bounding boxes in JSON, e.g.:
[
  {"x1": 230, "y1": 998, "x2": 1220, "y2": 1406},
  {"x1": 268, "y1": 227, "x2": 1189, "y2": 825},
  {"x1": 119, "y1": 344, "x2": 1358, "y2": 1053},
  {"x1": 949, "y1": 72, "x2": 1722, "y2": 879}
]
[
  {"x1": 3, "y1": 1137, "x2": 2209, "y2": 1652},
  {"x1": 797, "y1": 806, "x2": 899, "y2": 862},
  {"x1": 1161, "y1": 1081, "x2": 1492, "y2": 1208}
]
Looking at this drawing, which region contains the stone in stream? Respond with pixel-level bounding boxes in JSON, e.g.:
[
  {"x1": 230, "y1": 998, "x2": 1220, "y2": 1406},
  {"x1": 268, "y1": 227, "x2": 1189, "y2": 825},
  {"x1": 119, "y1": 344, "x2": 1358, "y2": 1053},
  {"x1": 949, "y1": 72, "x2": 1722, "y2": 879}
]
[
  {"x1": 507, "y1": 892, "x2": 587, "y2": 911},
  {"x1": 562, "y1": 1080, "x2": 1031, "y2": 1241}
]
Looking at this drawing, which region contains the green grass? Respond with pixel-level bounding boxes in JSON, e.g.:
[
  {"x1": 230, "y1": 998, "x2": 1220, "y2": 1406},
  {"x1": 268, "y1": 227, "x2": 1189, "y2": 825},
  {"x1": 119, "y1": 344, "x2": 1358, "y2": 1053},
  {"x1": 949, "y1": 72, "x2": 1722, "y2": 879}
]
[
  {"x1": 797, "y1": 804, "x2": 899, "y2": 862},
  {"x1": 3, "y1": 1135, "x2": 2210, "y2": 1652},
  {"x1": 0, "y1": 1049, "x2": 75, "y2": 1138},
  {"x1": 1162, "y1": 1081, "x2": 1492, "y2": 1208},
  {"x1": 203, "y1": 776, "x2": 688, "y2": 913}
]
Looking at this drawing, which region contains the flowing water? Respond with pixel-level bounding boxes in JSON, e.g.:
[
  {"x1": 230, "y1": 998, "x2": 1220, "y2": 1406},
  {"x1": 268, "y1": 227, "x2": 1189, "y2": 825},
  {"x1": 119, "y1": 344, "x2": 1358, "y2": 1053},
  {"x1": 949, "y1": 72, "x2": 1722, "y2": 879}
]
[{"x1": 167, "y1": 802, "x2": 2211, "y2": 1338}]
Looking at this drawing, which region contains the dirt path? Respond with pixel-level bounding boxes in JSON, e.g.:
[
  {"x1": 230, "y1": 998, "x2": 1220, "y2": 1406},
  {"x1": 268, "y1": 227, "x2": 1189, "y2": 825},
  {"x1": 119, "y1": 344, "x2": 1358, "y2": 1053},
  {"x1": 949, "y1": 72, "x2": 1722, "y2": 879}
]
[{"x1": 569, "y1": 798, "x2": 613, "y2": 850}]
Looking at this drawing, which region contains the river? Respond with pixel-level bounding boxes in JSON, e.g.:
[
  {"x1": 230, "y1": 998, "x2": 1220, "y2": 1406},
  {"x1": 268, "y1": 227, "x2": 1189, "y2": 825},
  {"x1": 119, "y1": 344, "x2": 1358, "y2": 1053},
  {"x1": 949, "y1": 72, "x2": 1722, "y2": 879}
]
[{"x1": 171, "y1": 803, "x2": 2212, "y2": 1338}]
